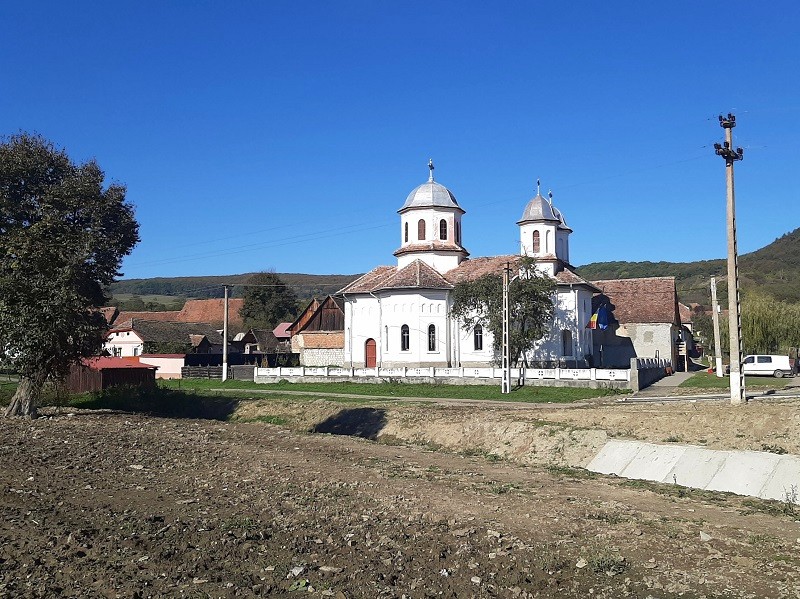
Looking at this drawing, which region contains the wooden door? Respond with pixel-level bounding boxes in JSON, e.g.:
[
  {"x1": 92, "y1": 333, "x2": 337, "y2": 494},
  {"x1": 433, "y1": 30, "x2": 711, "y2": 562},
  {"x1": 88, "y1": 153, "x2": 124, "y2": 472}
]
[{"x1": 365, "y1": 338, "x2": 376, "y2": 368}]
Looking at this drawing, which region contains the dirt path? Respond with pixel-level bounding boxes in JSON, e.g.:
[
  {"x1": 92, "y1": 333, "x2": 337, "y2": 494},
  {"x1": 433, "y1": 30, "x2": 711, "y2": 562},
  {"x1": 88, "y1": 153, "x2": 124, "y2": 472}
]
[{"x1": 2, "y1": 402, "x2": 800, "y2": 598}]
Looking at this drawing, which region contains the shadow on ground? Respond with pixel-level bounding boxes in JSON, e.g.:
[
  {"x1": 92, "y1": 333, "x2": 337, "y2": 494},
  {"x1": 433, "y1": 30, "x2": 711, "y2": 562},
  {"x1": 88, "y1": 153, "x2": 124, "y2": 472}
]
[
  {"x1": 70, "y1": 386, "x2": 239, "y2": 421},
  {"x1": 311, "y1": 408, "x2": 388, "y2": 440}
]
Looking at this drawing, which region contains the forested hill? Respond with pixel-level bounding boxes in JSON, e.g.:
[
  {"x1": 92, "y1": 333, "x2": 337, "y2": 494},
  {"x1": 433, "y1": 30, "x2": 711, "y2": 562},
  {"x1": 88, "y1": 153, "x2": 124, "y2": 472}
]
[
  {"x1": 576, "y1": 228, "x2": 800, "y2": 305},
  {"x1": 109, "y1": 273, "x2": 360, "y2": 302}
]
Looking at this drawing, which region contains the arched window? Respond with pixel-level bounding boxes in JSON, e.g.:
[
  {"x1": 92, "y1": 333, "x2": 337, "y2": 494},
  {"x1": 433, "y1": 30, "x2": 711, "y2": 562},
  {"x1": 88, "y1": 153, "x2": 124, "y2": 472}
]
[
  {"x1": 561, "y1": 330, "x2": 573, "y2": 357},
  {"x1": 428, "y1": 324, "x2": 436, "y2": 352},
  {"x1": 474, "y1": 324, "x2": 483, "y2": 351},
  {"x1": 532, "y1": 230, "x2": 540, "y2": 253},
  {"x1": 545, "y1": 230, "x2": 551, "y2": 253},
  {"x1": 401, "y1": 324, "x2": 410, "y2": 351},
  {"x1": 455, "y1": 222, "x2": 461, "y2": 243},
  {"x1": 439, "y1": 219, "x2": 447, "y2": 240},
  {"x1": 418, "y1": 219, "x2": 426, "y2": 241},
  {"x1": 404, "y1": 222, "x2": 408, "y2": 242}
]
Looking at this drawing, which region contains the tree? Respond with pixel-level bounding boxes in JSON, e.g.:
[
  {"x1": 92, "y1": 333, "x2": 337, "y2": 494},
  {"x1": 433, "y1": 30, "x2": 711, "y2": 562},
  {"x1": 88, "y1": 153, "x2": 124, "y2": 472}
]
[
  {"x1": 0, "y1": 133, "x2": 139, "y2": 417},
  {"x1": 450, "y1": 257, "x2": 555, "y2": 366},
  {"x1": 239, "y1": 272, "x2": 298, "y2": 330}
]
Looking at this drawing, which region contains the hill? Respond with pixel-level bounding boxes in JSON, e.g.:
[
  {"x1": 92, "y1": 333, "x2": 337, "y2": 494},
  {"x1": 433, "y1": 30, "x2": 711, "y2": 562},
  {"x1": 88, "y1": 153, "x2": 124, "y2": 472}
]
[
  {"x1": 109, "y1": 272, "x2": 360, "y2": 305},
  {"x1": 576, "y1": 228, "x2": 800, "y2": 306},
  {"x1": 110, "y1": 228, "x2": 799, "y2": 310}
]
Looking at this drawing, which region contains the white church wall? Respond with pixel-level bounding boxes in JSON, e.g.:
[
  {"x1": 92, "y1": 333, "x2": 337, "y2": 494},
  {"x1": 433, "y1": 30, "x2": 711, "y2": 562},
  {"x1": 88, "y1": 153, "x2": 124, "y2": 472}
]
[{"x1": 380, "y1": 289, "x2": 451, "y2": 367}]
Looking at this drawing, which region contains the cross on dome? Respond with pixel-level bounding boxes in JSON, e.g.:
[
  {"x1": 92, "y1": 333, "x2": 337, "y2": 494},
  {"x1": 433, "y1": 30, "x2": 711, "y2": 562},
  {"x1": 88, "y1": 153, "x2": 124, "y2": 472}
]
[{"x1": 428, "y1": 159, "x2": 435, "y2": 182}]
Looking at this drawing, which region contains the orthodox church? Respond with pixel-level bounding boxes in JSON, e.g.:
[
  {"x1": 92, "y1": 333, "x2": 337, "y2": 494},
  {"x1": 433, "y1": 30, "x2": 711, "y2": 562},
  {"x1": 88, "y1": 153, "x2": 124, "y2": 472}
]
[{"x1": 337, "y1": 162, "x2": 599, "y2": 368}]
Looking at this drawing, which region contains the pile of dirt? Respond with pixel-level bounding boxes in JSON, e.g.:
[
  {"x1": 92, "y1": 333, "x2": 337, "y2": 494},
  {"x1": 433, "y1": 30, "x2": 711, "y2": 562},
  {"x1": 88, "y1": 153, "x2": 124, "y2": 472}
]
[{"x1": 2, "y1": 399, "x2": 800, "y2": 598}]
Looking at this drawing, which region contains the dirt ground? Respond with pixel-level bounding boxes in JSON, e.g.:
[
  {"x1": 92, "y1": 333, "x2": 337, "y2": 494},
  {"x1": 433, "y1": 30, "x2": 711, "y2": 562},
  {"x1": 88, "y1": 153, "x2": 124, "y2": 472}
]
[{"x1": 2, "y1": 396, "x2": 800, "y2": 598}]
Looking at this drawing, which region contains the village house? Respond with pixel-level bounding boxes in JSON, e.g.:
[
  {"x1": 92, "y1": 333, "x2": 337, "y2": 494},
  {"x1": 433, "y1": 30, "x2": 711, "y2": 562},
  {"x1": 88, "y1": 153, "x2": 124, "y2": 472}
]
[
  {"x1": 589, "y1": 277, "x2": 682, "y2": 369},
  {"x1": 288, "y1": 295, "x2": 345, "y2": 366}
]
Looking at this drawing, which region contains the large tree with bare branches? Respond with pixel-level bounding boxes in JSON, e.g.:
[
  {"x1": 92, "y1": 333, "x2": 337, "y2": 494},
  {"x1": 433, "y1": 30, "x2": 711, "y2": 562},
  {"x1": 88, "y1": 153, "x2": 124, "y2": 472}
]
[{"x1": 0, "y1": 133, "x2": 139, "y2": 417}]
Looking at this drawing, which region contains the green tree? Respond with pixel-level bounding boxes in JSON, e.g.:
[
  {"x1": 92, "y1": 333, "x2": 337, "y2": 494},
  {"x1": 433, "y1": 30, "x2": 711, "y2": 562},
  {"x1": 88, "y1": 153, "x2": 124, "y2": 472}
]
[
  {"x1": 450, "y1": 257, "x2": 555, "y2": 366},
  {"x1": 239, "y1": 272, "x2": 298, "y2": 330},
  {"x1": 0, "y1": 133, "x2": 139, "y2": 417}
]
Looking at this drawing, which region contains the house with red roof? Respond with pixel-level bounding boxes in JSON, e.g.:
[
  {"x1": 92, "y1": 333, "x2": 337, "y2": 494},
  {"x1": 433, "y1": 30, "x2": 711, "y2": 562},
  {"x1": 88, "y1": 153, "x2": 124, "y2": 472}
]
[{"x1": 589, "y1": 277, "x2": 682, "y2": 369}]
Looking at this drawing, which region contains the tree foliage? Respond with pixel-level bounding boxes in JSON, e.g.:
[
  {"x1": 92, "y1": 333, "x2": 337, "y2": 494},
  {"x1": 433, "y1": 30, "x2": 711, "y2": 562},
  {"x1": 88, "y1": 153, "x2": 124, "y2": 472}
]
[
  {"x1": 239, "y1": 272, "x2": 298, "y2": 330},
  {"x1": 0, "y1": 133, "x2": 139, "y2": 417},
  {"x1": 450, "y1": 257, "x2": 555, "y2": 366},
  {"x1": 699, "y1": 293, "x2": 800, "y2": 358}
]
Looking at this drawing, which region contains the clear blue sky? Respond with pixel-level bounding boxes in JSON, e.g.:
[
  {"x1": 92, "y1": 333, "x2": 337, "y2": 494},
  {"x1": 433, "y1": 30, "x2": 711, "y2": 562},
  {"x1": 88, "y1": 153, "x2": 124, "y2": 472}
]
[{"x1": 2, "y1": 2, "x2": 798, "y2": 281}]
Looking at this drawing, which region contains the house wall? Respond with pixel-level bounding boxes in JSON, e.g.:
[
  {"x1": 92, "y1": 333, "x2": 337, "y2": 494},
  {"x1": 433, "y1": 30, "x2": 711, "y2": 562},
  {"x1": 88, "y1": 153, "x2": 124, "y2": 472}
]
[
  {"x1": 139, "y1": 355, "x2": 185, "y2": 379},
  {"x1": 295, "y1": 332, "x2": 345, "y2": 367},
  {"x1": 105, "y1": 331, "x2": 145, "y2": 357},
  {"x1": 593, "y1": 322, "x2": 677, "y2": 369}
]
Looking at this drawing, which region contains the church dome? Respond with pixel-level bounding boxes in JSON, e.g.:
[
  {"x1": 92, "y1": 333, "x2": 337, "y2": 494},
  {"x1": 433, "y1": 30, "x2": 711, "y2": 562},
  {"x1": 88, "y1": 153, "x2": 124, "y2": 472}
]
[
  {"x1": 398, "y1": 160, "x2": 463, "y2": 214},
  {"x1": 517, "y1": 193, "x2": 560, "y2": 224}
]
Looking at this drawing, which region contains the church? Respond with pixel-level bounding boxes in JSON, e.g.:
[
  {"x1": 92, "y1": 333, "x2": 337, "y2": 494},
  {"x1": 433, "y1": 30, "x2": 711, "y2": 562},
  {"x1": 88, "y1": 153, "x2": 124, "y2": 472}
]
[{"x1": 337, "y1": 162, "x2": 600, "y2": 369}]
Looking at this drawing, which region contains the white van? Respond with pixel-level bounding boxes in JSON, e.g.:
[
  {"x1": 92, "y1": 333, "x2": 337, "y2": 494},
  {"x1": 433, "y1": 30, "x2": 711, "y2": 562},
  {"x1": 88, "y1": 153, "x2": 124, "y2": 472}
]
[{"x1": 742, "y1": 355, "x2": 792, "y2": 378}]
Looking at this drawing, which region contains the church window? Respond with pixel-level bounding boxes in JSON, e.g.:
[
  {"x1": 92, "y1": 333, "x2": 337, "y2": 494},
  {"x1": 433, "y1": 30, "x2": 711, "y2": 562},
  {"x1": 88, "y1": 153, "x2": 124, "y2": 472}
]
[
  {"x1": 455, "y1": 222, "x2": 461, "y2": 243},
  {"x1": 404, "y1": 222, "x2": 408, "y2": 242},
  {"x1": 428, "y1": 324, "x2": 436, "y2": 352},
  {"x1": 561, "y1": 330, "x2": 573, "y2": 357},
  {"x1": 401, "y1": 325, "x2": 410, "y2": 351},
  {"x1": 532, "y1": 230, "x2": 540, "y2": 253},
  {"x1": 545, "y1": 231, "x2": 551, "y2": 252},
  {"x1": 418, "y1": 219, "x2": 426, "y2": 240},
  {"x1": 474, "y1": 325, "x2": 483, "y2": 351},
  {"x1": 439, "y1": 219, "x2": 447, "y2": 240}
]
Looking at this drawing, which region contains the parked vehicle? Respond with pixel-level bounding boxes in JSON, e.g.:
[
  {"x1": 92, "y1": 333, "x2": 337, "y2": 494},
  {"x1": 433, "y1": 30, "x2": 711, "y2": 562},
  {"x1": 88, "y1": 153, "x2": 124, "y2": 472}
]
[{"x1": 742, "y1": 355, "x2": 792, "y2": 378}]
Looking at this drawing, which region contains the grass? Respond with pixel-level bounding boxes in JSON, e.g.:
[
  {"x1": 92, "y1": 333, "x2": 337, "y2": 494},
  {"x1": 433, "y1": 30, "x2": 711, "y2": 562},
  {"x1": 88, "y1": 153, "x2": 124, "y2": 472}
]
[
  {"x1": 163, "y1": 378, "x2": 622, "y2": 403},
  {"x1": 680, "y1": 371, "x2": 790, "y2": 390}
]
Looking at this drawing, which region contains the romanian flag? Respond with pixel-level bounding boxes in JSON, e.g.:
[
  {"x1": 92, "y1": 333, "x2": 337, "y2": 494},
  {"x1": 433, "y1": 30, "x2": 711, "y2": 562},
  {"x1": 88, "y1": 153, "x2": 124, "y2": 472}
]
[{"x1": 586, "y1": 304, "x2": 609, "y2": 330}]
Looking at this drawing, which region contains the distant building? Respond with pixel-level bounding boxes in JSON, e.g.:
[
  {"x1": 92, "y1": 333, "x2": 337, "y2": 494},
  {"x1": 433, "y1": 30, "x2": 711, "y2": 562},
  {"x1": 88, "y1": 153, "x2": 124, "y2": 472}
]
[
  {"x1": 67, "y1": 357, "x2": 156, "y2": 393},
  {"x1": 289, "y1": 296, "x2": 345, "y2": 366},
  {"x1": 112, "y1": 298, "x2": 245, "y2": 329},
  {"x1": 105, "y1": 319, "x2": 225, "y2": 357},
  {"x1": 589, "y1": 277, "x2": 681, "y2": 368}
]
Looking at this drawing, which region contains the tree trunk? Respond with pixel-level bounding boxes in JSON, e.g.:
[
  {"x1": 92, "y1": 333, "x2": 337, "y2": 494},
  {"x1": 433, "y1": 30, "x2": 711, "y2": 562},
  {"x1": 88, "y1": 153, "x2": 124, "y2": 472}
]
[{"x1": 4, "y1": 372, "x2": 45, "y2": 418}]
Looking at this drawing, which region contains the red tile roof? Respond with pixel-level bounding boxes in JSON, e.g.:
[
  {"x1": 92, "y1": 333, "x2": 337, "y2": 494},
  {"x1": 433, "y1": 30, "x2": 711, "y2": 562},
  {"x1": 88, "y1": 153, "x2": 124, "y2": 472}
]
[
  {"x1": 444, "y1": 255, "x2": 519, "y2": 284},
  {"x1": 379, "y1": 260, "x2": 453, "y2": 290},
  {"x1": 82, "y1": 357, "x2": 157, "y2": 370},
  {"x1": 338, "y1": 266, "x2": 397, "y2": 294},
  {"x1": 591, "y1": 277, "x2": 679, "y2": 324},
  {"x1": 273, "y1": 322, "x2": 293, "y2": 339},
  {"x1": 113, "y1": 298, "x2": 245, "y2": 328}
]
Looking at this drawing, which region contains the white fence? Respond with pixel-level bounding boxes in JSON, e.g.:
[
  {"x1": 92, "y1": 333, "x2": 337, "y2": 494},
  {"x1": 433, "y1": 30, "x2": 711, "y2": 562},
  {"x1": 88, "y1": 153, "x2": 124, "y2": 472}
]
[{"x1": 254, "y1": 365, "x2": 630, "y2": 383}]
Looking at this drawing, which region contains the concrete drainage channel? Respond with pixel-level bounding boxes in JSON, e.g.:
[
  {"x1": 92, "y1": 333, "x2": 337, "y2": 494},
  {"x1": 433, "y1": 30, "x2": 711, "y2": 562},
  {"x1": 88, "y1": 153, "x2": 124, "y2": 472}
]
[{"x1": 587, "y1": 439, "x2": 800, "y2": 504}]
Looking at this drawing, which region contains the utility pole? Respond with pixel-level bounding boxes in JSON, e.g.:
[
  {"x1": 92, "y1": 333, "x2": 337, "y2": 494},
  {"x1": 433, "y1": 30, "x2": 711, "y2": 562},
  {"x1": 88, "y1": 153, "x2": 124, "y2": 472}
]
[
  {"x1": 714, "y1": 113, "x2": 745, "y2": 404},
  {"x1": 222, "y1": 285, "x2": 229, "y2": 382},
  {"x1": 502, "y1": 264, "x2": 511, "y2": 394},
  {"x1": 710, "y1": 277, "x2": 724, "y2": 377}
]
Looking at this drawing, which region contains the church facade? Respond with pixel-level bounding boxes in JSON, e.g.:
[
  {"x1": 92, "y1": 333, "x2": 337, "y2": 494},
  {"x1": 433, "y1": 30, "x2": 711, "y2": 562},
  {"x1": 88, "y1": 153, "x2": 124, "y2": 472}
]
[{"x1": 337, "y1": 163, "x2": 599, "y2": 369}]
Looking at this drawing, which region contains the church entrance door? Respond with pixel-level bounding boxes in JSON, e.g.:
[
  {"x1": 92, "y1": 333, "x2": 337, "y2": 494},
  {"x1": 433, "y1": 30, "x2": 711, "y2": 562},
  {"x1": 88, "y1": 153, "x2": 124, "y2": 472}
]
[{"x1": 365, "y1": 338, "x2": 376, "y2": 368}]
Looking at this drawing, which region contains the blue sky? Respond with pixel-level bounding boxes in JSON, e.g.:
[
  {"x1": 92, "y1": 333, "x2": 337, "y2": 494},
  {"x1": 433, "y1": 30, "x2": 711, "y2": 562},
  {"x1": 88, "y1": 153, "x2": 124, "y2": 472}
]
[{"x1": 2, "y1": 2, "x2": 798, "y2": 280}]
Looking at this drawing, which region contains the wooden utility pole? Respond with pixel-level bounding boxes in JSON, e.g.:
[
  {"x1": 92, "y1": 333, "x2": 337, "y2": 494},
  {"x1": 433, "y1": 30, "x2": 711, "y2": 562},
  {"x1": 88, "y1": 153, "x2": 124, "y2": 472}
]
[
  {"x1": 710, "y1": 277, "x2": 724, "y2": 377},
  {"x1": 222, "y1": 285, "x2": 229, "y2": 382},
  {"x1": 714, "y1": 114, "x2": 745, "y2": 403}
]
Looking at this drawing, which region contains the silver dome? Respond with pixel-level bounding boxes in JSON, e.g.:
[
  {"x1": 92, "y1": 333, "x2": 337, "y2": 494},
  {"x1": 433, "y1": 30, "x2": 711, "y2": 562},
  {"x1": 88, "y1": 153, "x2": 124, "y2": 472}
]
[
  {"x1": 399, "y1": 180, "x2": 463, "y2": 213},
  {"x1": 517, "y1": 194, "x2": 560, "y2": 224}
]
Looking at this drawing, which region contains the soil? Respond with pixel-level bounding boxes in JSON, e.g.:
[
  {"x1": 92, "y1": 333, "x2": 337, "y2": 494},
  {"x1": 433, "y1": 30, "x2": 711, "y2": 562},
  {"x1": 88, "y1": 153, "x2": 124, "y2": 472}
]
[{"x1": 2, "y1": 396, "x2": 800, "y2": 598}]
